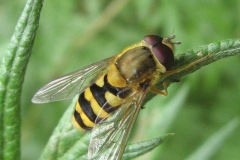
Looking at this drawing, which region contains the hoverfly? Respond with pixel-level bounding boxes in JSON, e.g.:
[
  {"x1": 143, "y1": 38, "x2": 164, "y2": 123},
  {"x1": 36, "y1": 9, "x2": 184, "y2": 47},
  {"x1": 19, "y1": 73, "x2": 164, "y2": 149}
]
[{"x1": 32, "y1": 35, "x2": 181, "y2": 160}]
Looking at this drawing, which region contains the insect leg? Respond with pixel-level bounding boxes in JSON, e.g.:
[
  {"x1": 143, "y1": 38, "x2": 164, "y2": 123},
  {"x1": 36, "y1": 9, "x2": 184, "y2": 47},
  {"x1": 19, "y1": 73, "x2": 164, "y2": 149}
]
[
  {"x1": 150, "y1": 82, "x2": 170, "y2": 96},
  {"x1": 163, "y1": 54, "x2": 212, "y2": 77}
]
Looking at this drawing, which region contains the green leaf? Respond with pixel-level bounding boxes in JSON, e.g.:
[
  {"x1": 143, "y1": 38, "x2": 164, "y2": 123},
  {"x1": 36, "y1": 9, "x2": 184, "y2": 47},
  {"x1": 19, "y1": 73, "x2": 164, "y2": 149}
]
[
  {"x1": 122, "y1": 133, "x2": 174, "y2": 160},
  {"x1": 146, "y1": 38, "x2": 240, "y2": 102},
  {"x1": 185, "y1": 118, "x2": 239, "y2": 160},
  {"x1": 168, "y1": 38, "x2": 240, "y2": 81},
  {"x1": 39, "y1": 38, "x2": 240, "y2": 160},
  {"x1": 0, "y1": 0, "x2": 43, "y2": 159}
]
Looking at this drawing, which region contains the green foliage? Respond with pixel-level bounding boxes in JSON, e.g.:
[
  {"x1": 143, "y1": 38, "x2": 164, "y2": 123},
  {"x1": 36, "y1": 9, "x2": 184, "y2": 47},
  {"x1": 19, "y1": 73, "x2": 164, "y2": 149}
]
[
  {"x1": 186, "y1": 118, "x2": 239, "y2": 160},
  {"x1": 0, "y1": 0, "x2": 43, "y2": 159},
  {"x1": 0, "y1": 0, "x2": 239, "y2": 160},
  {"x1": 39, "y1": 96, "x2": 174, "y2": 160},
  {"x1": 122, "y1": 134, "x2": 174, "y2": 160}
]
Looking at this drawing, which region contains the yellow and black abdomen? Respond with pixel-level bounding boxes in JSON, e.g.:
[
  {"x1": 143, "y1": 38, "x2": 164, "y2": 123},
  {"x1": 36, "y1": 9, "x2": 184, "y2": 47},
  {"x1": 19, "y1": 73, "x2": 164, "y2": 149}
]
[{"x1": 72, "y1": 64, "x2": 131, "y2": 130}]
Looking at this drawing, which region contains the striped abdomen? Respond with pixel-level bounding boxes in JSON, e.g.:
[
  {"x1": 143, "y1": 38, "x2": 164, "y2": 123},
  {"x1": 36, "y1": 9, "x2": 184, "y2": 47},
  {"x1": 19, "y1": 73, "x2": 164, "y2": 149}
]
[{"x1": 72, "y1": 65, "x2": 131, "y2": 130}]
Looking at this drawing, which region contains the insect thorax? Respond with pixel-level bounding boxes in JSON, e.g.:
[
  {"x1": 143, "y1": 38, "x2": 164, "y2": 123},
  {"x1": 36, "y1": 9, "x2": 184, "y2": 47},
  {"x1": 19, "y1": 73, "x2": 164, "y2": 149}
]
[{"x1": 116, "y1": 46, "x2": 156, "y2": 83}]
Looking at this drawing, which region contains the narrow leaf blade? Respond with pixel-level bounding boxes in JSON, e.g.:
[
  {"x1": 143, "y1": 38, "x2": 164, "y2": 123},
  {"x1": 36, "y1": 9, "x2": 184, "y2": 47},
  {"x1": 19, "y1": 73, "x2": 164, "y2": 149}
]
[
  {"x1": 122, "y1": 133, "x2": 175, "y2": 160},
  {"x1": 0, "y1": 0, "x2": 43, "y2": 159}
]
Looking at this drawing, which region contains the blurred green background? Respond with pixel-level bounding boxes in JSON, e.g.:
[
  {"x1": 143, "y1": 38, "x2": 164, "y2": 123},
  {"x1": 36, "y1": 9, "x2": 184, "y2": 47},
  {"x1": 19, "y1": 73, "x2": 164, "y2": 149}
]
[{"x1": 1, "y1": 0, "x2": 240, "y2": 160}]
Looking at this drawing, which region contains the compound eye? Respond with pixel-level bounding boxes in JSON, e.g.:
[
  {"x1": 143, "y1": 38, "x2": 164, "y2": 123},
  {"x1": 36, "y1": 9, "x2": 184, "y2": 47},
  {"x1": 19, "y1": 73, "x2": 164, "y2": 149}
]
[
  {"x1": 144, "y1": 35, "x2": 163, "y2": 47},
  {"x1": 152, "y1": 45, "x2": 174, "y2": 70},
  {"x1": 144, "y1": 35, "x2": 174, "y2": 70}
]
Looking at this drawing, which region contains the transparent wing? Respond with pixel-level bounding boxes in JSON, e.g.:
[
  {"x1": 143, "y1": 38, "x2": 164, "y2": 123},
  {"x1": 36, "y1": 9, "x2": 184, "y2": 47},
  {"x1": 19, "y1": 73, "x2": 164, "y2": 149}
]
[
  {"x1": 32, "y1": 57, "x2": 114, "y2": 104},
  {"x1": 88, "y1": 90, "x2": 147, "y2": 160}
]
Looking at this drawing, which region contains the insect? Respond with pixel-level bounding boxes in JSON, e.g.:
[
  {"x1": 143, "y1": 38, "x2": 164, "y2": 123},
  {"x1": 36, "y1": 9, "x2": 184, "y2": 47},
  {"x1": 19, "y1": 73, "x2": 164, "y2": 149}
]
[{"x1": 32, "y1": 35, "x2": 181, "y2": 160}]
